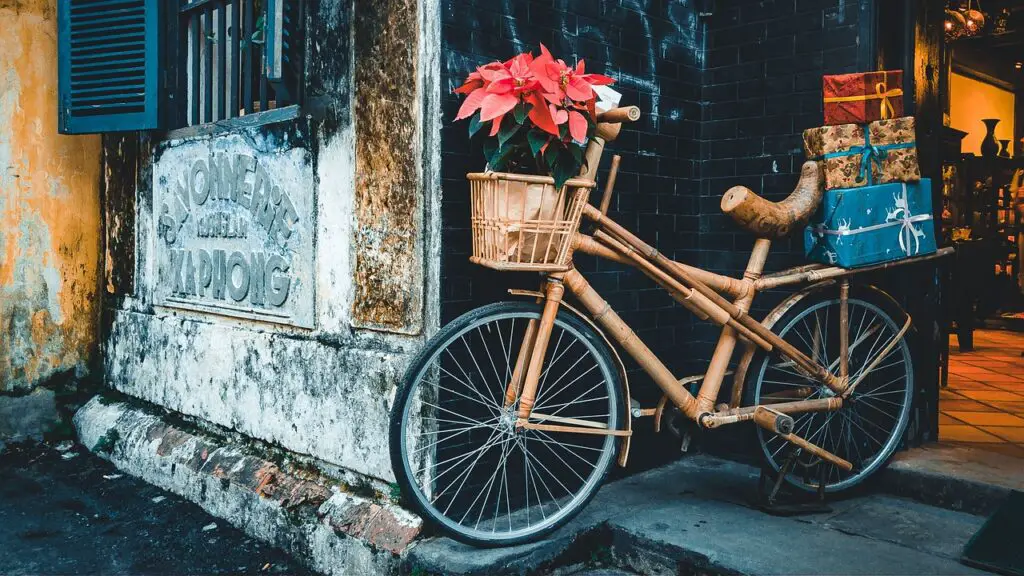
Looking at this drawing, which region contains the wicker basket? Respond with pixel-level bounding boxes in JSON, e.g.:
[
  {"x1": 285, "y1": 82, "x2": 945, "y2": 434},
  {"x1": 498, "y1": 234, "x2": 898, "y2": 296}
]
[{"x1": 468, "y1": 172, "x2": 595, "y2": 272}]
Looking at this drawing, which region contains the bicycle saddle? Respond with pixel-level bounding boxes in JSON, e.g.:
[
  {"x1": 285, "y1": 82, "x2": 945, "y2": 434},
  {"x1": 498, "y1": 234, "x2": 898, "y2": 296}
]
[{"x1": 720, "y1": 161, "x2": 824, "y2": 240}]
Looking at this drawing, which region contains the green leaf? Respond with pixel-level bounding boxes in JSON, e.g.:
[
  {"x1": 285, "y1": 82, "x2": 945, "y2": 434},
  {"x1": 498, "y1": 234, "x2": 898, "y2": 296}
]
[
  {"x1": 552, "y1": 158, "x2": 577, "y2": 191},
  {"x1": 527, "y1": 129, "x2": 548, "y2": 157},
  {"x1": 544, "y1": 143, "x2": 559, "y2": 170},
  {"x1": 483, "y1": 139, "x2": 498, "y2": 168},
  {"x1": 567, "y1": 142, "x2": 583, "y2": 163},
  {"x1": 513, "y1": 101, "x2": 530, "y2": 125},
  {"x1": 490, "y1": 143, "x2": 518, "y2": 171},
  {"x1": 468, "y1": 112, "x2": 484, "y2": 138},
  {"x1": 497, "y1": 118, "x2": 520, "y2": 148},
  {"x1": 554, "y1": 147, "x2": 583, "y2": 190}
]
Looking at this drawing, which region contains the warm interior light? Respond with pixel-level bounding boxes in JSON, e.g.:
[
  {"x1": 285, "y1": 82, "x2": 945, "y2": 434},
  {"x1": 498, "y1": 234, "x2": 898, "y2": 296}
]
[
  {"x1": 945, "y1": 8, "x2": 968, "y2": 40},
  {"x1": 1016, "y1": 61, "x2": 1023, "y2": 70},
  {"x1": 965, "y1": 9, "x2": 985, "y2": 33}
]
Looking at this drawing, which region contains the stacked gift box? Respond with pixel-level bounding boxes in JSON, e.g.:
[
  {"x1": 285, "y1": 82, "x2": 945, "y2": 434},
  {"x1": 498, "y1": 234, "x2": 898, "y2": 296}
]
[{"x1": 802, "y1": 70, "x2": 938, "y2": 268}]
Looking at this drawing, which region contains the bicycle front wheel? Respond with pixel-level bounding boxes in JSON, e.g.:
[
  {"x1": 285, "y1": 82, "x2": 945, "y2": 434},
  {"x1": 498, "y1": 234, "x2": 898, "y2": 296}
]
[{"x1": 390, "y1": 301, "x2": 623, "y2": 547}]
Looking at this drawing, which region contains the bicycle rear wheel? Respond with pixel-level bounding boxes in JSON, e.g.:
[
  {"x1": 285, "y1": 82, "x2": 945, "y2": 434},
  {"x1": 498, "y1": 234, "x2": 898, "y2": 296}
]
[
  {"x1": 748, "y1": 286, "x2": 914, "y2": 493},
  {"x1": 390, "y1": 301, "x2": 623, "y2": 547}
]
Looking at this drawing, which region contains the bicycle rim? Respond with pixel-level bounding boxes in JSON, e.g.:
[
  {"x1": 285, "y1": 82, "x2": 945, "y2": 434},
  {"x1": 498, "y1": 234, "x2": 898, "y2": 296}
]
[
  {"x1": 753, "y1": 296, "x2": 914, "y2": 492},
  {"x1": 393, "y1": 303, "x2": 621, "y2": 545}
]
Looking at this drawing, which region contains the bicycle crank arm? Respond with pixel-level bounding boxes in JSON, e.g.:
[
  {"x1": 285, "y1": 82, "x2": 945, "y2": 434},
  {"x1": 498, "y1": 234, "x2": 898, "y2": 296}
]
[{"x1": 752, "y1": 407, "x2": 854, "y2": 472}]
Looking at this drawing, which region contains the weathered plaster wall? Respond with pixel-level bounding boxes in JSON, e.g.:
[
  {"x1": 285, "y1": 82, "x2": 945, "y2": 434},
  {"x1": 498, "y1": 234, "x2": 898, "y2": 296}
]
[
  {"x1": 102, "y1": 0, "x2": 442, "y2": 483},
  {"x1": 0, "y1": 0, "x2": 101, "y2": 392}
]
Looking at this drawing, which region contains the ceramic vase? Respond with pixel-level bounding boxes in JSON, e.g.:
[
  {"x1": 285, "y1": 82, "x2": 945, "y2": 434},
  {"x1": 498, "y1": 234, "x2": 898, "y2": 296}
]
[{"x1": 981, "y1": 118, "x2": 1000, "y2": 157}]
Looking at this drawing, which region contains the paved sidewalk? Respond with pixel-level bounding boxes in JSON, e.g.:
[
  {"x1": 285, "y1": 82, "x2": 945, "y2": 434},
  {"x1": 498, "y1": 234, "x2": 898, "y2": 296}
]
[
  {"x1": 944, "y1": 329, "x2": 1024, "y2": 456},
  {"x1": 410, "y1": 455, "x2": 990, "y2": 575},
  {"x1": 0, "y1": 442, "x2": 310, "y2": 576}
]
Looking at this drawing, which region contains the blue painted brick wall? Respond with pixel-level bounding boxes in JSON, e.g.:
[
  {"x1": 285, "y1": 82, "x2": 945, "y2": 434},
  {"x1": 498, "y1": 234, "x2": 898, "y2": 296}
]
[{"x1": 439, "y1": 0, "x2": 867, "y2": 409}]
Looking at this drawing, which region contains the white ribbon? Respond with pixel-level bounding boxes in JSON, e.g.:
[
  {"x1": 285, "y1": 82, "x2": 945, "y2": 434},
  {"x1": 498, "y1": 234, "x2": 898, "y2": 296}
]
[
  {"x1": 885, "y1": 184, "x2": 929, "y2": 256},
  {"x1": 813, "y1": 184, "x2": 931, "y2": 257}
]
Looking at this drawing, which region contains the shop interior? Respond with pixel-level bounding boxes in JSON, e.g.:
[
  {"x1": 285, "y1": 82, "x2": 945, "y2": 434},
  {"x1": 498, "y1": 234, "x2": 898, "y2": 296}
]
[{"x1": 939, "y1": 0, "x2": 1024, "y2": 457}]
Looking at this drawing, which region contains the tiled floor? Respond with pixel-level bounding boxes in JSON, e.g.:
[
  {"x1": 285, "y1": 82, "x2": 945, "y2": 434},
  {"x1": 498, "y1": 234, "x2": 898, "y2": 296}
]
[{"x1": 943, "y1": 329, "x2": 1024, "y2": 458}]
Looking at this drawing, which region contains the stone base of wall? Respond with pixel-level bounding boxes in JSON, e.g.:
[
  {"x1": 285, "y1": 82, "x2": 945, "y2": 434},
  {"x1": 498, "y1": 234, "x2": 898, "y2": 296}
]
[
  {"x1": 73, "y1": 396, "x2": 422, "y2": 576},
  {"x1": 0, "y1": 388, "x2": 60, "y2": 446}
]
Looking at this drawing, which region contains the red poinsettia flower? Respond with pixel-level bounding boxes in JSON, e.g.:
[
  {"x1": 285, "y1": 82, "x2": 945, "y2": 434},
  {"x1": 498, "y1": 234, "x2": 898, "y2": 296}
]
[
  {"x1": 450, "y1": 45, "x2": 617, "y2": 189},
  {"x1": 531, "y1": 44, "x2": 614, "y2": 107}
]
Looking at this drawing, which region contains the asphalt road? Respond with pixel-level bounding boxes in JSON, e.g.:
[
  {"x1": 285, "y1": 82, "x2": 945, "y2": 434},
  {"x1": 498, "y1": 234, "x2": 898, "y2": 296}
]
[{"x1": 0, "y1": 441, "x2": 312, "y2": 576}]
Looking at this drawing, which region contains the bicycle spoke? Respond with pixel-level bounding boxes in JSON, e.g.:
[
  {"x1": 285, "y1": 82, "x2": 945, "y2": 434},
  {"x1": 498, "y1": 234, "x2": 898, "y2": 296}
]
[{"x1": 395, "y1": 306, "x2": 620, "y2": 543}]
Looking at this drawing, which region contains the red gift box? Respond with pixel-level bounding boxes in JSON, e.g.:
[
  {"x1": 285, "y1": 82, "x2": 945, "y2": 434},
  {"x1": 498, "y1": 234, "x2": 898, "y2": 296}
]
[{"x1": 823, "y1": 70, "x2": 904, "y2": 126}]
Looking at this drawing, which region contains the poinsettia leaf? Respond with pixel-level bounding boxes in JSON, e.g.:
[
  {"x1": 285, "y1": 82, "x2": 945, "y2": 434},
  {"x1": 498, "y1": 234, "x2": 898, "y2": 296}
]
[
  {"x1": 455, "y1": 87, "x2": 487, "y2": 121},
  {"x1": 552, "y1": 152, "x2": 578, "y2": 191},
  {"x1": 567, "y1": 142, "x2": 583, "y2": 163},
  {"x1": 527, "y1": 129, "x2": 548, "y2": 157},
  {"x1": 567, "y1": 110, "x2": 588, "y2": 143},
  {"x1": 498, "y1": 117, "x2": 520, "y2": 148},
  {"x1": 544, "y1": 143, "x2": 559, "y2": 170},
  {"x1": 513, "y1": 101, "x2": 530, "y2": 125},
  {"x1": 490, "y1": 142, "x2": 518, "y2": 171},
  {"x1": 480, "y1": 92, "x2": 519, "y2": 122},
  {"x1": 483, "y1": 139, "x2": 498, "y2": 168},
  {"x1": 468, "y1": 112, "x2": 484, "y2": 137}
]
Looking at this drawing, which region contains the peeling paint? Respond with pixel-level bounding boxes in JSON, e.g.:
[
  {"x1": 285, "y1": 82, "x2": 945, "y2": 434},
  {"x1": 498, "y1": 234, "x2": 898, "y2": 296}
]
[{"x1": 0, "y1": 1, "x2": 101, "y2": 391}]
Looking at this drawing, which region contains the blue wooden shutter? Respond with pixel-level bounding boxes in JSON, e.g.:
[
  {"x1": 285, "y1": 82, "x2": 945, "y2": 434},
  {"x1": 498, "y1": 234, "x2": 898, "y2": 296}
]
[
  {"x1": 58, "y1": 0, "x2": 161, "y2": 134},
  {"x1": 265, "y1": 0, "x2": 303, "y2": 103}
]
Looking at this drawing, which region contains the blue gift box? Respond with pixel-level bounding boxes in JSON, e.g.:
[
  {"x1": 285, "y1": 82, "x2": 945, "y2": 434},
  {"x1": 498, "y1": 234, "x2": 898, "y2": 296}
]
[{"x1": 804, "y1": 179, "x2": 937, "y2": 268}]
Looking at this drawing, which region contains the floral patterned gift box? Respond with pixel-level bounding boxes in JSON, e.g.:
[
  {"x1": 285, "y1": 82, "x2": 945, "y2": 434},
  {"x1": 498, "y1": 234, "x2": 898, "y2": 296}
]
[
  {"x1": 803, "y1": 116, "x2": 921, "y2": 191},
  {"x1": 804, "y1": 179, "x2": 937, "y2": 268}
]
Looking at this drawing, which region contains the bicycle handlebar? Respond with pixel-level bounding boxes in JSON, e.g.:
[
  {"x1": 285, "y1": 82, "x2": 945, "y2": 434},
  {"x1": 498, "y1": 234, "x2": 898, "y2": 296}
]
[{"x1": 596, "y1": 106, "x2": 641, "y2": 124}]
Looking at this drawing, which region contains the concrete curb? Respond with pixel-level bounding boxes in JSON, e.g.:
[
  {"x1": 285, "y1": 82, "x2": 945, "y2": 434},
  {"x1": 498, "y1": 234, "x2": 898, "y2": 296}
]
[
  {"x1": 880, "y1": 459, "x2": 1012, "y2": 516},
  {"x1": 73, "y1": 396, "x2": 422, "y2": 575}
]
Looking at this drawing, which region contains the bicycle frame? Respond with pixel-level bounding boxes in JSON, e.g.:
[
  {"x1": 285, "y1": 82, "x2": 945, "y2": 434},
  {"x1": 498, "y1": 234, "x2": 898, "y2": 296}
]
[{"x1": 502, "y1": 116, "x2": 951, "y2": 471}]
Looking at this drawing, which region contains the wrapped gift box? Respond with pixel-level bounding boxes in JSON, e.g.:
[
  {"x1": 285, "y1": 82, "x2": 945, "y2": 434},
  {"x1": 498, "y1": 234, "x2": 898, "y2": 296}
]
[
  {"x1": 803, "y1": 117, "x2": 921, "y2": 191},
  {"x1": 824, "y1": 70, "x2": 904, "y2": 126},
  {"x1": 804, "y1": 179, "x2": 937, "y2": 268}
]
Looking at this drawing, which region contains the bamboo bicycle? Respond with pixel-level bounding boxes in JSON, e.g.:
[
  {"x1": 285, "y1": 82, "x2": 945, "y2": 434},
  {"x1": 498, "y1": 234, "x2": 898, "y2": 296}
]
[{"x1": 390, "y1": 106, "x2": 953, "y2": 546}]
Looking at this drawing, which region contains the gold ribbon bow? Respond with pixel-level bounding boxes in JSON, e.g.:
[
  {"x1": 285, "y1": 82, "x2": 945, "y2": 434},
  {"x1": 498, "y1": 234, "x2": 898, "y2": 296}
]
[
  {"x1": 824, "y1": 72, "x2": 903, "y2": 120},
  {"x1": 874, "y1": 81, "x2": 900, "y2": 120}
]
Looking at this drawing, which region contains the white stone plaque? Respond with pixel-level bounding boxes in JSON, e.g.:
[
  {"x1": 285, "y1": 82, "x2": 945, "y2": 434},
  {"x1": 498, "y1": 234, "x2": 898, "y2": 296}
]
[{"x1": 152, "y1": 134, "x2": 315, "y2": 328}]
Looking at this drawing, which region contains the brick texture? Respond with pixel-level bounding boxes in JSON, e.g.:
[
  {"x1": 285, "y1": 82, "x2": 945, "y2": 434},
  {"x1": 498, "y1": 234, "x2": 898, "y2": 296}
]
[
  {"x1": 440, "y1": 0, "x2": 867, "y2": 405},
  {"x1": 441, "y1": 0, "x2": 707, "y2": 395}
]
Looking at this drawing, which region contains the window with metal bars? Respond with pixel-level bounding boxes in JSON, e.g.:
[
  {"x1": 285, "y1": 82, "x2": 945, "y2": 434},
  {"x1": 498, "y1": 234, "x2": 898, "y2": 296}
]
[
  {"x1": 179, "y1": 0, "x2": 304, "y2": 126},
  {"x1": 56, "y1": 0, "x2": 305, "y2": 134}
]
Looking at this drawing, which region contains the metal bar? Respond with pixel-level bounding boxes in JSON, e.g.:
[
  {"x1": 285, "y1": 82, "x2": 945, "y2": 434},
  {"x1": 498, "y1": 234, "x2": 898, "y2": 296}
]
[
  {"x1": 217, "y1": 0, "x2": 227, "y2": 120},
  {"x1": 180, "y1": 0, "x2": 220, "y2": 13},
  {"x1": 242, "y1": 0, "x2": 253, "y2": 113},
  {"x1": 844, "y1": 315, "x2": 912, "y2": 397},
  {"x1": 702, "y1": 397, "x2": 842, "y2": 428},
  {"x1": 190, "y1": 11, "x2": 200, "y2": 124},
  {"x1": 230, "y1": 0, "x2": 240, "y2": 118},
  {"x1": 203, "y1": 6, "x2": 213, "y2": 123},
  {"x1": 259, "y1": 30, "x2": 269, "y2": 112}
]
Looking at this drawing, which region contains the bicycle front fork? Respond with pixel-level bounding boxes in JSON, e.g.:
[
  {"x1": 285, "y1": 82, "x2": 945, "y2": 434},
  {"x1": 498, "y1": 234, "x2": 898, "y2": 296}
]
[{"x1": 503, "y1": 275, "x2": 566, "y2": 422}]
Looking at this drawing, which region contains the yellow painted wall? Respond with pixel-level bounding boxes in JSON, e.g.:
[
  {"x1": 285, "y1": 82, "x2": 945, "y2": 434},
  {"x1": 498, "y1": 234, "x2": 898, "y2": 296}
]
[
  {"x1": 950, "y1": 71, "x2": 1017, "y2": 156},
  {"x1": 0, "y1": 0, "x2": 102, "y2": 391}
]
